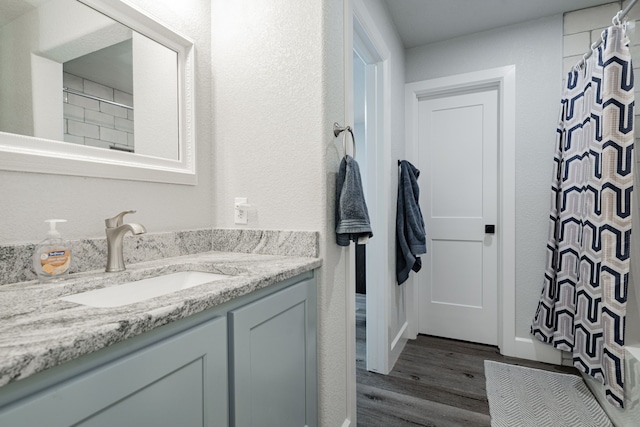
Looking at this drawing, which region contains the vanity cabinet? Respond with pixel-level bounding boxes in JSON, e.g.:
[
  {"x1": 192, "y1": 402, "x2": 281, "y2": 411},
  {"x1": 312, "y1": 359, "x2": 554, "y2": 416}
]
[
  {"x1": 0, "y1": 316, "x2": 228, "y2": 427},
  {"x1": 0, "y1": 272, "x2": 316, "y2": 427},
  {"x1": 230, "y1": 276, "x2": 317, "y2": 427}
]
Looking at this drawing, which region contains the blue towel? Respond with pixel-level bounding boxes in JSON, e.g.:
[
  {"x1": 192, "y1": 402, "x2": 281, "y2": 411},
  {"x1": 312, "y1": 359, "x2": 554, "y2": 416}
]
[
  {"x1": 335, "y1": 155, "x2": 373, "y2": 246},
  {"x1": 396, "y1": 160, "x2": 426, "y2": 285}
]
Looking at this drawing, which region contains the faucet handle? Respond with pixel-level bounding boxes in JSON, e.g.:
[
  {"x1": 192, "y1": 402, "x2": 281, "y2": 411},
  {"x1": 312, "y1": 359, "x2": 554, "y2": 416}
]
[{"x1": 105, "y1": 210, "x2": 136, "y2": 228}]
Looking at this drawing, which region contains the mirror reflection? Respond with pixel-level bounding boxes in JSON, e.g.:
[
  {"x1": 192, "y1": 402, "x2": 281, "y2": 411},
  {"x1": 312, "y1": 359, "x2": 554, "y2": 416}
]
[
  {"x1": 0, "y1": 0, "x2": 179, "y2": 160},
  {"x1": 63, "y1": 39, "x2": 134, "y2": 152}
]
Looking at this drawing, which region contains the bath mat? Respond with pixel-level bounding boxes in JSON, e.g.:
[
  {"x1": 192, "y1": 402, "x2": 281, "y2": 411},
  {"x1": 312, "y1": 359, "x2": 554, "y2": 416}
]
[{"x1": 484, "y1": 360, "x2": 613, "y2": 427}]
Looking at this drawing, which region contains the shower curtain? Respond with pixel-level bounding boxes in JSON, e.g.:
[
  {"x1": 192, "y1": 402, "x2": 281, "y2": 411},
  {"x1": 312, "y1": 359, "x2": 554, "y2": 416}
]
[{"x1": 531, "y1": 25, "x2": 634, "y2": 408}]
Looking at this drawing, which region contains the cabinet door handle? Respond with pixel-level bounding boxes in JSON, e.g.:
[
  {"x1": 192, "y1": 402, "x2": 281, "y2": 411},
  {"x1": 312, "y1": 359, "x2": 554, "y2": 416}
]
[{"x1": 485, "y1": 224, "x2": 495, "y2": 234}]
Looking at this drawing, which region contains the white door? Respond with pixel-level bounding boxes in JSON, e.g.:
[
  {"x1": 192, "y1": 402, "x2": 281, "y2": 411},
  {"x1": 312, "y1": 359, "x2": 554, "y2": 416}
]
[{"x1": 417, "y1": 88, "x2": 498, "y2": 346}]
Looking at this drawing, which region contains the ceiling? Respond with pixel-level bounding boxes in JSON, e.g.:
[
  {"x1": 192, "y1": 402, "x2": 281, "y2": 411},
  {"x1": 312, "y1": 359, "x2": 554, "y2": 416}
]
[
  {"x1": 4, "y1": 1, "x2": 619, "y2": 50},
  {"x1": 383, "y1": 0, "x2": 619, "y2": 48}
]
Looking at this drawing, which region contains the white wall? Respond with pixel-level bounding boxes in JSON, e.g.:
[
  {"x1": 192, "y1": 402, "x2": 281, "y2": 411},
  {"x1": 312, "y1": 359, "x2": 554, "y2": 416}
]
[
  {"x1": 0, "y1": 0, "x2": 213, "y2": 243},
  {"x1": 210, "y1": 0, "x2": 348, "y2": 424},
  {"x1": 133, "y1": 31, "x2": 178, "y2": 160},
  {"x1": 406, "y1": 16, "x2": 563, "y2": 341},
  {"x1": 0, "y1": 5, "x2": 39, "y2": 136}
]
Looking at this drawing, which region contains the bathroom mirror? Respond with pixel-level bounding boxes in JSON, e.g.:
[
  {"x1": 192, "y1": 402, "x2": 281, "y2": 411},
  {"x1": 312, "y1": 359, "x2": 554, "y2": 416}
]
[{"x1": 0, "y1": 0, "x2": 196, "y2": 184}]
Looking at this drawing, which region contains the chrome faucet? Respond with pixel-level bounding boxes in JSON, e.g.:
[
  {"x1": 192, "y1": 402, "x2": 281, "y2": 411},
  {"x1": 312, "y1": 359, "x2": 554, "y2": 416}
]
[{"x1": 105, "y1": 210, "x2": 147, "y2": 272}]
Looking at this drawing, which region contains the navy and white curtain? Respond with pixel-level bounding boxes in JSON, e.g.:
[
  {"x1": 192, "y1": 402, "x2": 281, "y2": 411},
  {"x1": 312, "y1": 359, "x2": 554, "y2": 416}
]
[{"x1": 531, "y1": 25, "x2": 634, "y2": 408}]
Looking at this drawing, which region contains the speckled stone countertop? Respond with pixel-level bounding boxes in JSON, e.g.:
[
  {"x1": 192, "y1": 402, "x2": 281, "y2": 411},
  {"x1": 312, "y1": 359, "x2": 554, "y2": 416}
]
[{"x1": 0, "y1": 250, "x2": 322, "y2": 388}]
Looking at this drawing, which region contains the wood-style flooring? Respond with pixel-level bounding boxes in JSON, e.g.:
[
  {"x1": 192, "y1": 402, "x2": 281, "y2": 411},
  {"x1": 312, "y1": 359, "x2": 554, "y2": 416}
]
[{"x1": 355, "y1": 293, "x2": 580, "y2": 426}]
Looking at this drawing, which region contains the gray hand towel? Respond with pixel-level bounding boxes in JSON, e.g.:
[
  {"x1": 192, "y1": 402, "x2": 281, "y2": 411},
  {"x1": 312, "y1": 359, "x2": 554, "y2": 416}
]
[
  {"x1": 335, "y1": 155, "x2": 373, "y2": 246},
  {"x1": 396, "y1": 160, "x2": 426, "y2": 285}
]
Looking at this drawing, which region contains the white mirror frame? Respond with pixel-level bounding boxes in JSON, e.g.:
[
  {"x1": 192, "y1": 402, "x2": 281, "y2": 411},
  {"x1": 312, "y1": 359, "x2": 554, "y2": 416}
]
[{"x1": 0, "y1": 0, "x2": 196, "y2": 185}]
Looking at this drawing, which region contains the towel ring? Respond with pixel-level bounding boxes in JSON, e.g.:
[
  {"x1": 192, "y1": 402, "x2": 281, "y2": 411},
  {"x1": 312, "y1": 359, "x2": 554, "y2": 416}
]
[{"x1": 333, "y1": 122, "x2": 356, "y2": 159}]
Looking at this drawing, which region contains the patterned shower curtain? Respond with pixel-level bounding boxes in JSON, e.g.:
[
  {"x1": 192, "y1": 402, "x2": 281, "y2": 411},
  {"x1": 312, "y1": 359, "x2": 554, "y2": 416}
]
[{"x1": 531, "y1": 25, "x2": 634, "y2": 408}]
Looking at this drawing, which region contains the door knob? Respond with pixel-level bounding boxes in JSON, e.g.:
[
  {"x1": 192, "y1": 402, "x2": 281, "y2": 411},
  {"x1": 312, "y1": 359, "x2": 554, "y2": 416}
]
[{"x1": 485, "y1": 224, "x2": 495, "y2": 234}]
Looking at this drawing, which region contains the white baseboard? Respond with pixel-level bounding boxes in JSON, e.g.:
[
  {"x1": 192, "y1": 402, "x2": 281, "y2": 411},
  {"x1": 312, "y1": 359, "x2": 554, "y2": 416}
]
[
  {"x1": 389, "y1": 321, "x2": 409, "y2": 370},
  {"x1": 508, "y1": 336, "x2": 562, "y2": 364},
  {"x1": 391, "y1": 321, "x2": 408, "y2": 350}
]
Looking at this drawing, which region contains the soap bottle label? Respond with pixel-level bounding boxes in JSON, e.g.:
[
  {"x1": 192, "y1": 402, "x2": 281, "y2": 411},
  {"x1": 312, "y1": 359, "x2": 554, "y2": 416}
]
[{"x1": 40, "y1": 249, "x2": 71, "y2": 275}]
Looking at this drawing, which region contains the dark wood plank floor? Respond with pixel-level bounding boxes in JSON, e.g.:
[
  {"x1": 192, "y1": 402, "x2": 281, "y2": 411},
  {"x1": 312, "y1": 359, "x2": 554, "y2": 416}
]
[{"x1": 355, "y1": 294, "x2": 579, "y2": 426}]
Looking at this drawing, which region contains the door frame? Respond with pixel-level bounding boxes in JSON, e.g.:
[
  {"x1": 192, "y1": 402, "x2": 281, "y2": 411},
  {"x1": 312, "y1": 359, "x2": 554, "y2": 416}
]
[
  {"x1": 352, "y1": 11, "x2": 389, "y2": 375},
  {"x1": 343, "y1": 0, "x2": 393, "y2": 425},
  {"x1": 405, "y1": 66, "x2": 517, "y2": 356}
]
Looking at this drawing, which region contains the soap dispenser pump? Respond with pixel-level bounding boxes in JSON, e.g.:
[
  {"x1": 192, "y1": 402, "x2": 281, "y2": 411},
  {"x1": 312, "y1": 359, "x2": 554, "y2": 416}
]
[{"x1": 33, "y1": 219, "x2": 72, "y2": 281}]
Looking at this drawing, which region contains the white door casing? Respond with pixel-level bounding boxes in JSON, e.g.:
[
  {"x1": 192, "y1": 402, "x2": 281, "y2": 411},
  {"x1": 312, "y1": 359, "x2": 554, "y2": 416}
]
[
  {"x1": 418, "y1": 89, "x2": 499, "y2": 345},
  {"x1": 353, "y1": 23, "x2": 386, "y2": 375},
  {"x1": 405, "y1": 66, "x2": 517, "y2": 357},
  {"x1": 343, "y1": 0, "x2": 396, "y2": 425}
]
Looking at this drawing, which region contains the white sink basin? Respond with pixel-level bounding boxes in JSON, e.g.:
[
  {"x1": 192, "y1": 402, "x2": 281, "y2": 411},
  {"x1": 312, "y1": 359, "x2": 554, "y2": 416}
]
[{"x1": 59, "y1": 271, "x2": 229, "y2": 308}]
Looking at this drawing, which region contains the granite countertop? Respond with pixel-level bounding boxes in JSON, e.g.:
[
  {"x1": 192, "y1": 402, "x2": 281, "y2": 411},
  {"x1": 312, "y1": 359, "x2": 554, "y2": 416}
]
[{"x1": 0, "y1": 251, "x2": 322, "y2": 388}]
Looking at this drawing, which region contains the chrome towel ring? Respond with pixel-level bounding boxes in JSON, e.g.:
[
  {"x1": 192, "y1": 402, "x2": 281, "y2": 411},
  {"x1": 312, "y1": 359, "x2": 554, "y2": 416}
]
[{"x1": 334, "y1": 122, "x2": 356, "y2": 160}]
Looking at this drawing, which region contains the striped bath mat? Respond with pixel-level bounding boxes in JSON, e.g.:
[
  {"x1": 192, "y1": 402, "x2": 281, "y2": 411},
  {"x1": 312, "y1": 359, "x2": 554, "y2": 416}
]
[{"x1": 484, "y1": 360, "x2": 613, "y2": 427}]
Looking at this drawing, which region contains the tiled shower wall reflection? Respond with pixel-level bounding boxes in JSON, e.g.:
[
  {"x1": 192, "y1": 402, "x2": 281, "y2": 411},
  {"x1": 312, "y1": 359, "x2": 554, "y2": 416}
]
[{"x1": 63, "y1": 72, "x2": 134, "y2": 152}]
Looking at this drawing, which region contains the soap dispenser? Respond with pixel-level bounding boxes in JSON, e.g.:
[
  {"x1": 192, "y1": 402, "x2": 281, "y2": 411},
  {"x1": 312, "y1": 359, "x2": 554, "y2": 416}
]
[{"x1": 33, "y1": 219, "x2": 72, "y2": 281}]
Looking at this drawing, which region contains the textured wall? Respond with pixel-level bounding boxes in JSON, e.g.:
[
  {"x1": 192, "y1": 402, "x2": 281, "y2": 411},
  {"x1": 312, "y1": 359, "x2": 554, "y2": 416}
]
[
  {"x1": 405, "y1": 16, "x2": 563, "y2": 340},
  {"x1": 210, "y1": 0, "x2": 326, "y2": 231},
  {"x1": 210, "y1": 0, "x2": 348, "y2": 424},
  {"x1": 0, "y1": 0, "x2": 213, "y2": 243}
]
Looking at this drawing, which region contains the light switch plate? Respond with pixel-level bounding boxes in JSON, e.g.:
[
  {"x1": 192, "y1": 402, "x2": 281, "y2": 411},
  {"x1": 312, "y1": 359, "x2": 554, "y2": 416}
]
[{"x1": 234, "y1": 197, "x2": 248, "y2": 224}]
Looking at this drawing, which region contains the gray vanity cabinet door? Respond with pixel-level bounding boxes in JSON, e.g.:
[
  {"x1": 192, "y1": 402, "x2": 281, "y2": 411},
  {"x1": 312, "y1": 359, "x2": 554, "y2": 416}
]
[
  {"x1": 0, "y1": 316, "x2": 228, "y2": 427},
  {"x1": 229, "y1": 277, "x2": 317, "y2": 427}
]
